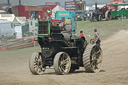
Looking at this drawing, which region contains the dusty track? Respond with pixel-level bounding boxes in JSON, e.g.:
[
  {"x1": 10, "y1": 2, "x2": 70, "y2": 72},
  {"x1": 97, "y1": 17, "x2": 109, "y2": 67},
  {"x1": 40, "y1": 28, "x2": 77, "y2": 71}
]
[{"x1": 0, "y1": 30, "x2": 128, "y2": 85}]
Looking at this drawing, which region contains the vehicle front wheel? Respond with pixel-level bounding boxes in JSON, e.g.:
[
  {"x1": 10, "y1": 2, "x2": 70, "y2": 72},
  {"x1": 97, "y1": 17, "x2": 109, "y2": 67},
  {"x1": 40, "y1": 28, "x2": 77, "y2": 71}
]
[
  {"x1": 54, "y1": 52, "x2": 71, "y2": 75},
  {"x1": 29, "y1": 52, "x2": 45, "y2": 75}
]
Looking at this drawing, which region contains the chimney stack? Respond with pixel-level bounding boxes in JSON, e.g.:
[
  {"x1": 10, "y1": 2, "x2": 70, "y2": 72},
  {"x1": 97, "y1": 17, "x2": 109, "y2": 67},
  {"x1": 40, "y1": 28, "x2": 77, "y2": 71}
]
[
  {"x1": 7, "y1": 0, "x2": 10, "y2": 5},
  {"x1": 123, "y1": 0, "x2": 126, "y2": 3},
  {"x1": 95, "y1": 2, "x2": 97, "y2": 11},
  {"x1": 19, "y1": 0, "x2": 21, "y2": 5}
]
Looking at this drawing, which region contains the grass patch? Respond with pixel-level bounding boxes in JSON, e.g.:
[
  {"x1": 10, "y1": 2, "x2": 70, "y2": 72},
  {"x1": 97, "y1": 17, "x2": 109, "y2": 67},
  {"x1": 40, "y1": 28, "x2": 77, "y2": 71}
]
[
  {"x1": 0, "y1": 46, "x2": 40, "y2": 57},
  {"x1": 77, "y1": 19, "x2": 128, "y2": 41}
]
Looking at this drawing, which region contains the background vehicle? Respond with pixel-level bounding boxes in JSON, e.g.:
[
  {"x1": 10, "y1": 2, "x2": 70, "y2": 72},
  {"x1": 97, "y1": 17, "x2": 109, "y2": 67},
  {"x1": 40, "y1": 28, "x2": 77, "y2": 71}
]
[
  {"x1": 29, "y1": 11, "x2": 103, "y2": 75},
  {"x1": 0, "y1": 21, "x2": 16, "y2": 41},
  {"x1": 108, "y1": 3, "x2": 128, "y2": 19},
  {"x1": 90, "y1": 3, "x2": 111, "y2": 22},
  {"x1": 55, "y1": 11, "x2": 77, "y2": 32},
  {"x1": 75, "y1": 10, "x2": 87, "y2": 21}
]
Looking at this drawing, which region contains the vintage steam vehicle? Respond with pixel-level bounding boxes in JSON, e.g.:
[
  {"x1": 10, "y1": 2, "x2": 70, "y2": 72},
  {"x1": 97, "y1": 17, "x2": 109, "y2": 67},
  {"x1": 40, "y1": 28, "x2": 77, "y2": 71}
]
[
  {"x1": 90, "y1": 3, "x2": 112, "y2": 22},
  {"x1": 29, "y1": 11, "x2": 103, "y2": 75}
]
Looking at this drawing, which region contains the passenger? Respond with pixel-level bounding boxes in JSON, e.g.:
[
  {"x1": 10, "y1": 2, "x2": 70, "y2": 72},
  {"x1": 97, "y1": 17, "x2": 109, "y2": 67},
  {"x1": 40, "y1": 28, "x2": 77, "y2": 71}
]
[
  {"x1": 80, "y1": 31, "x2": 84, "y2": 38},
  {"x1": 80, "y1": 31, "x2": 85, "y2": 41},
  {"x1": 94, "y1": 29, "x2": 101, "y2": 46}
]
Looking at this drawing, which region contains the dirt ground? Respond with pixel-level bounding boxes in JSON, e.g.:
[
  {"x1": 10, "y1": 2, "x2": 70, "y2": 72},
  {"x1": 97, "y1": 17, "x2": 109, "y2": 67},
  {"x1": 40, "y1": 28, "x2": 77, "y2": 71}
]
[{"x1": 0, "y1": 30, "x2": 128, "y2": 85}]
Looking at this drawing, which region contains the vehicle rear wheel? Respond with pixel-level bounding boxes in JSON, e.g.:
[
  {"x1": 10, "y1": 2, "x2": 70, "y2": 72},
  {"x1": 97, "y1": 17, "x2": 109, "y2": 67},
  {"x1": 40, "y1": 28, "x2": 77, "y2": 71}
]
[
  {"x1": 99, "y1": 15, "x2": 102, "y2": 21},
  {"x1": 29, "y1": 52, "x2": 45, "y2": 75},
  {"x1": 83, "y1": 44, "x2": 103, "y2": 73},
  {"x1": 105, "y1": 10, "x2": 112, "y2": 21},
  {"x1": 54, "y1": 52, "x2": 71, "y2": 75},
  {"x1": 90, "y1": 12, "x2": 94, "y2": 22}
]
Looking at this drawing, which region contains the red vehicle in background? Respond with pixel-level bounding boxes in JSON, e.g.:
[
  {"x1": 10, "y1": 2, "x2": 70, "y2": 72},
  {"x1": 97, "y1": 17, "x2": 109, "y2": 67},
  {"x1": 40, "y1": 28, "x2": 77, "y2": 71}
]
[{"x1": 90, "y1": 0, "x2": 126, "y2": 22}]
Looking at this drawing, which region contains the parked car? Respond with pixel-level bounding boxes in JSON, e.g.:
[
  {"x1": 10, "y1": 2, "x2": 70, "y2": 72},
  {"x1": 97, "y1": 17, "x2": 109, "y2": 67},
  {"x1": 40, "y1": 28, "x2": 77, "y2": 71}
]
[
  {"x1": 75, "y1": 10, "x2": 87, "y2": 21},
  {"x1": 0, "y1": 21, "x2": 16, "y2": 41}
]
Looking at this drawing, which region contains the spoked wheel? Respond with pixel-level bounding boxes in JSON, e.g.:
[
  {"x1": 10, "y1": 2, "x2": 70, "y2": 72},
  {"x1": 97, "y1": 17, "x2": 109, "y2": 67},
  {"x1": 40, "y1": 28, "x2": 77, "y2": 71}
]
[
  {"x1": 54, "y1": 52, "x2": 71, "y2": 75},
  {"x1": 83, "y1": 44, "x2": 103, "y2": 73},
  {"x1": 105, "y1": 10, "x2": 112, "y2": 21},
  {"x1": 29, "y1": 52, "x2": 45, "y2": 75},
  {"x1": 99, "y1": 15, "x2": 102, "y2": 21},
  {"x1": 90, "y1": 12, "x2": 94, "y2": 22},
  {"x1": 90, "y1": 16, "x2": 94, "y2": 22}
]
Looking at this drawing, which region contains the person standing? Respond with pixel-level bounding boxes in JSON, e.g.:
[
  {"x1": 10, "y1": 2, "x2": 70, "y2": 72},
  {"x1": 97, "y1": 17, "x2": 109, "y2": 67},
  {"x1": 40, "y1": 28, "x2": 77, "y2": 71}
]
[{"x1": 94, "y1": 29, "x2": 101, "y2": 46}]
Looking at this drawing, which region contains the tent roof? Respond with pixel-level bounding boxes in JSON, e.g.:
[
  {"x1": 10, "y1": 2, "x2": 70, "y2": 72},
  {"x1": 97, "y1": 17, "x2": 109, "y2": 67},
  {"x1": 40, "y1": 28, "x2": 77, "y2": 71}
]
[
  {"x1": 108, "y1": 3, "x2": 128, "y2": 6},
  {"x1": 92, "y1": 4, "x2": 106, "y2": 9},
  {"x1": 0, "y1": 14, "x2": 25, "y2": 24},
  {"x1": 52, "y1": 5, "x2": 65, "y2": 13},
  {"x1": 0, "y1": 10, "x2": 5, "y2": 13}
]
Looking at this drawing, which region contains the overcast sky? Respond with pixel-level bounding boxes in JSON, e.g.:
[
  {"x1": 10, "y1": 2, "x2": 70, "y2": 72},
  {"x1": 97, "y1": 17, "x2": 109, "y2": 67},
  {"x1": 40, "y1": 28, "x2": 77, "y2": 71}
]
[{"x1": 0, "y1": 0, "x2": 128, "y2": 6}]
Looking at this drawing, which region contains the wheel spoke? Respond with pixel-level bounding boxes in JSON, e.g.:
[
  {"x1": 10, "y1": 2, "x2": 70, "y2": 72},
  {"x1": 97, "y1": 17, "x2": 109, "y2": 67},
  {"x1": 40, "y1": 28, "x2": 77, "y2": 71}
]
[
  {"x1": 63, "y1": 58, "x2": 69, "y2": 64},
  {"x1": 59, "y1": 65, "x2": 64, "y2": 72},
  {"x1": 96, "y1": 50, "x2": 100, "y2": 54},
  {"x1": 94, "y1": 64, "x2": 98, "y2": 69},
  {"x1": 91, "y1": 50, "x2": 102, "y2": 70},
  {"x1": 59, "y1": 61, "x2": 64, "y2": 66},
  {"x1": 62, "y1": 54, "x2": 66, "y2": 60},
  {"x1": 35, "y1": 65, "x2": 38, "y2": 72},
  {"x1": 37, "y1": 68, "x2": 41, "y2": 73},
  {"x1": 35, "y1": 56, "x2": 38, "y2": 61},
  {"x1": 96, "y1": 60, "x2": 102, "y2": 65},
  {"x1": 39, "y1": 55, "x2": 42, "y2": 61}
]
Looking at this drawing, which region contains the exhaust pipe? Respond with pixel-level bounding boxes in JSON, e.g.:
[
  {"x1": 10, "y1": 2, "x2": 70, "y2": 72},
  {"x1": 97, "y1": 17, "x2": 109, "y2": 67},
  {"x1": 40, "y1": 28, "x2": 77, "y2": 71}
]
[
  {"x1": 7, "y1": 0, "x2": 10, "y2": 5},
  {"x1": 123, "y1": 0, "x2": 126, "y2": 3},
  {"x1": 19, "y1": 0, "x2": 21, "y2": 5},
  {"x1": 95, "y1": 2, "x2": 97, "y2": 11}
]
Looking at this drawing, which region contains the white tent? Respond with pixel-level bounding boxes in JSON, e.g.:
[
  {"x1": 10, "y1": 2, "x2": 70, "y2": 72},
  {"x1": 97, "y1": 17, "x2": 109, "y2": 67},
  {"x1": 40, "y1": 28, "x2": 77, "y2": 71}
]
[
  {"x1": 0, "y1": 14, "x2": 25, "y2": 24},
  {"x1": 92, "y1": 4, "x2": 106, "y2": 9},
  {"x1": 86, "y1": 6, "x2": 90, "y2": 11},
  {"x1": 0, "y1": 10, "x2": 5, "y2": 13},
  {"x1": 52, "y1": 5, "x2": 65, "y2": 19},
  {"x1": 0, "y1": 14, "x2": 28, "y2": 38}
]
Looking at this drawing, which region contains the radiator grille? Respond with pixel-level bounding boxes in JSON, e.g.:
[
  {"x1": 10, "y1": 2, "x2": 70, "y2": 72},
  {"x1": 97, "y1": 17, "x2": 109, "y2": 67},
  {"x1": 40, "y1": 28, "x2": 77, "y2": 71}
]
[{"x1": 38, "y1": 21, "x2": 49, "y2": 35}]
